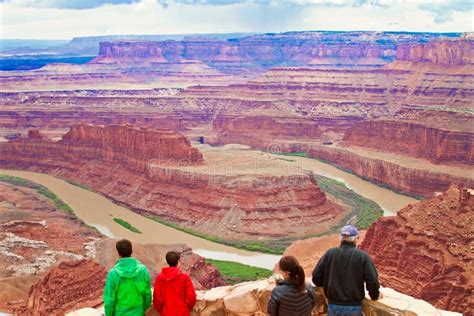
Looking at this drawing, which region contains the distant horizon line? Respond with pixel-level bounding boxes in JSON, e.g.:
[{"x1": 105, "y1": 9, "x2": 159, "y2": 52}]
[{"x1": 1, "y1": 29, "x2": 471, "y2": 41}]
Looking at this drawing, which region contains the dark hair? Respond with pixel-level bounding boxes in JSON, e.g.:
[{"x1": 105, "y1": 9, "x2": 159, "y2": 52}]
[
  {"x1": 279, "y1": 256, "x2": 306, "y2": 292},
  {"x1": 116, "y1": 239, "x2": 132, "y2": 258},
  {"x1": 166, "y1": 251, "x2": 180, "y2": 267}
]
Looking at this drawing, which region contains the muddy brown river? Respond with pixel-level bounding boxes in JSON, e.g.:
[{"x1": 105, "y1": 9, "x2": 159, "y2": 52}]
[{"x1": 1, "y1": 156, "x2": 416, "y2": 268}]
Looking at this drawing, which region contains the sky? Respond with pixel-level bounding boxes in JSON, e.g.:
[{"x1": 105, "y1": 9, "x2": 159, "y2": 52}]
[{"x1": 0, "y1": 0, "x2": 473, "y2": 39}]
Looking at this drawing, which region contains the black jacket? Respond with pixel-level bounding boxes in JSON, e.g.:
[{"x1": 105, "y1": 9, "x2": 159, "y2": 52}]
[
  {"x1": 312, "y1": 241, "x2": 380, "y2": 306},
  {"x1": 267, "y1": 279, "x2": 314, "y2": 316}
]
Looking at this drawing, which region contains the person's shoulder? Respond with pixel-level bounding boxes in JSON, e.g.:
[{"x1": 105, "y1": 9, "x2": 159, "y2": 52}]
[
  {"x1": 135, "y1": 260, "x2": 150, "y2": 276},
  {"x1": 106, "y1": 267, "x2": 118, "y2": 279},
  {"x1": 272, "y1": 282, "x2": 288, "y2": 297},
  {"x1": 324, "y1": 246, "x2": 340, "y2": 255}
]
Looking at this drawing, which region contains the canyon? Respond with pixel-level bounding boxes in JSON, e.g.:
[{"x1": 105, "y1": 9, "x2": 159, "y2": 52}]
[
  {"x1": 0, "y1": 124, "x2": 347, "y2": 241},
  {"x1": 0, "y1": 30, "x2": 473, "y2": 315}
]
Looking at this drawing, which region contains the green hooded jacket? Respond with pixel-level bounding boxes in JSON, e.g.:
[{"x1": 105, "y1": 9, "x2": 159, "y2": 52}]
[{"x1": 103, "y1": 257, "x2": 152, "y2": 316}]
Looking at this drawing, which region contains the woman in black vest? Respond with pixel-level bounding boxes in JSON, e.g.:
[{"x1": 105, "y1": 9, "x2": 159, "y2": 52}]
[{"x1": 268, "y1": 256, "x2": 315, "y2": 316}]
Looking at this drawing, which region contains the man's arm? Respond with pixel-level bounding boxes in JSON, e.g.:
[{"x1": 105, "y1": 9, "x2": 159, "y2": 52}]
[
  {"x1": 142, "y1": 267, "x2": 152, "y2": 312},
  {"x1": 364, "y1": 255, "x2": 380, "y2": 300},
  {"x1": 103, "y1": 270, "x2": 117, "y2": 316},
  {"x1": 153, "y1": 277, "x2": 163, "y2": 312},
  {"x1": 312, "y1": 253, "x2": 326, "y2": 287},
  {"x1": 185, "y1": 275, "x2": 197, "y2": 310}
]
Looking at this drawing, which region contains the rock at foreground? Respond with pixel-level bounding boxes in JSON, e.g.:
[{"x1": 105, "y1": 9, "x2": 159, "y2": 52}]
[
  {"x1": 17, "y1": 260, "x2": 107, "y2": 316},
  {"x1": 68, "y1": 277, "x2": 461, "y2": 316},
  {"x1": 361, "y1": 186, "x2": 474, "y2": 314}
]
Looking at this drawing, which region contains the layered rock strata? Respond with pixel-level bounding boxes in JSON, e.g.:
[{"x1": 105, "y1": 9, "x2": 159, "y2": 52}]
[
  {"x1": 361, "y1": 186, "x2": 473, "y2": 314},
  {"x1": 307, "y1": 145, "x2": 474, "y2": 198},
  {"x1": 0, "y1": 125, "x2": 343, "y2": 240},
  {"x1": 343, "y1": 120, "x2": 474, "y2": 165},
  {"x1": 211, "y1": 114, "x2": 321, "y2": 148},
  {"x1": 18, "y1": 260, "x2": 107, "y2": 316},
  {"x1": 396, "y1": 39, "x2": 474, "y2": 65}
]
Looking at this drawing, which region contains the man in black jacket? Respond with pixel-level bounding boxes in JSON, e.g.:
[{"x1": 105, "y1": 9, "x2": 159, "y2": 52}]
[{"x1": 312, "y1": 225, "x2": 381, "y2": 316}]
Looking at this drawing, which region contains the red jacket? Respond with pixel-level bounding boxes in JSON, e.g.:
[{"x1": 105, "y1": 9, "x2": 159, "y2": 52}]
[{"x1": 153, "y1": 267, "x2": 196, "y2": 316}]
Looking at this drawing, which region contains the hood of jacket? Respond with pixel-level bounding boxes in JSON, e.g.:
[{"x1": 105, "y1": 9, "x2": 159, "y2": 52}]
[
  {"x1": 114, "y1": 257, "x2": 142, "y2": 279},
  {"x1": 159, "y1": 266, "x2": 182, "y2": 282}
]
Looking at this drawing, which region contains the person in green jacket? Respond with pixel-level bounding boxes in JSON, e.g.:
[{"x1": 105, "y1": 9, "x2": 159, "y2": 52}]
[{"x1": 104, "y1": 239, "x2": 151, "y2": 316}]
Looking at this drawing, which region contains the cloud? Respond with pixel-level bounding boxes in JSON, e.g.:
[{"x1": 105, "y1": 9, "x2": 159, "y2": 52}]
[
  {"x1": 1, "y1": 0, "x2": 140, "y2": 9},
  {"x1": 1, "y1": 0, "x2": 472, "y2": 39}
]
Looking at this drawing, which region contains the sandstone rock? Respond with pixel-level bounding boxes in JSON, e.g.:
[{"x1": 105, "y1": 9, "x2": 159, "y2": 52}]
[
  {"x1": 211, "y1": 114, "x2": 321, "y2": 148},
  {"x1": 396, "y1": 39, "x2": 474, "y2": 65},
  {"x1": 0, "y1": 182, "x2": 101, "y2": 313},
  {"x1": 18, "y1": 260, "x2": 107, "y2": 316},
  {"x1": 307, "y1": 145, "x2": 474, "y2": 198},
  {"x1": 0, "y1": 124, "x2": 344, "y2": 240},
  {"x1": 361, "y1": 185, "x2": 474, "y2": 314},
  {"x1": 343, "y1": 120, "x2": 474, "y2": 165}
]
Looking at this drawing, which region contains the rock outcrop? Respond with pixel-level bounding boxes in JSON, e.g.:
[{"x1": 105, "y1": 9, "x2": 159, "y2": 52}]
[
  {"x1": 396, "y1": 39, "x2": 474, "y2": 65},
  {"x1": 211, "y1": 114, "x2": 321, "y2": 148},
  {"x1": 361, "y1": 186, "x2": 474, "y2": 314},
  {"x1": 307, "y1": 145, "x2": 474, "y2": 198},
  {"x1": 343, "y1": 120, "x2": 474, "y2": 165},
  {"x1": 0, "y1": 181, "x2": 101, "y2": 312},
  {"x1": 0, "y1": 125, "x2": 344, "y2": 240},
  {"x1": 68, "y1": 277, "x2": 461, "y2": 316},
  {"x1": 18, "y1": 260, "x2": 107, "y2": 315}
]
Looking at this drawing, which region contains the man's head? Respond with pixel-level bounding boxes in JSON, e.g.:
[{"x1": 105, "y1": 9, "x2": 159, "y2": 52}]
[
  {"x1": 340, "y1": 225, "x2": 359, "y2": 243},
  {"x1": 166, "y1": 251, "x2": 180, "y2": 267},
  {"x1": 116, "y1": 239, "x2": 133, "y2": 258}
]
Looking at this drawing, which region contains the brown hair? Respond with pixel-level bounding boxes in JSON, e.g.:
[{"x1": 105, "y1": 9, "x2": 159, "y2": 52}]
[
  {"x1": 279, "y1": 256, "x2": 306, "y2": 292},
  {"x1": 116, "y1": 239, "x2": 132, "y2": 258},
  {"x1": 166, "y1": 251, "x2": 180, "y2": 267}
]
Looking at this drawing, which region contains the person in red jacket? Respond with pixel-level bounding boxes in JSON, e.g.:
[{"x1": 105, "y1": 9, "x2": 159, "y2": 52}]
[{"x1": 153, "y1": 251, "x2": 196, "y2": 316}]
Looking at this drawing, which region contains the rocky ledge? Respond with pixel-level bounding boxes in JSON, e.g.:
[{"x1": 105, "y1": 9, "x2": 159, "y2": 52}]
[{"x1": 361, "y1": 185, "x2": 473, "y2": 314}]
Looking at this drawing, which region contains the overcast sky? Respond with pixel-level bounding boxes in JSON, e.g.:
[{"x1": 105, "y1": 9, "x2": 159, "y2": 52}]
[{"x1": 0, "y1": 0, "x2": 472, "y2": 39}]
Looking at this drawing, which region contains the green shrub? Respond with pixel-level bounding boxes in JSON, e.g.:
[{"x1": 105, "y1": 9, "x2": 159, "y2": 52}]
[
  {"x1": 113, "y1": 217, "x2": 142, "y2": 233},
  {"x1": 205, "y1": 259, "x2": 273, "y2": 284}
]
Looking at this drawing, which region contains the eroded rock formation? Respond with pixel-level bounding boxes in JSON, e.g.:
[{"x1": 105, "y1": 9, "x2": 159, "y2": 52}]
[
  {"x1": 396, "y1": 39, "x2": 474, "y2": 65},
  {"x1": 0, "y1": 181, "x2": 101, "y2": 312},
  {"x1": 0, "y1": 125, "x2": 344, "y2": 240},
  {"x1": 343, "y1": 120, "x2": 474, "y2": 165},
  {"x1": 18, "y1": 260, "x2": 107, "y2": 315},
  {"x1": 361, "y1": 186, "x2": 474, "y2": 314},
  {"x1": 307, "y1": 145, "x2": 474, "y2": 198}
]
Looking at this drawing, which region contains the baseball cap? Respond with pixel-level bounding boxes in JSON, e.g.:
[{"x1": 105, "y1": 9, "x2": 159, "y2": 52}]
[{"x1": 340, "y1": 225, "x2": 359, "y2": 237}]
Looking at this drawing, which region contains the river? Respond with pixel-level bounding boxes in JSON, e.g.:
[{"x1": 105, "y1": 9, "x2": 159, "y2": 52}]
[
  {"x1": 0, "y1": 169, "x2": 280, "y2": 269},
  {"x1": 1, "y1": 156, "x2": 416, "y2": 269}
]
